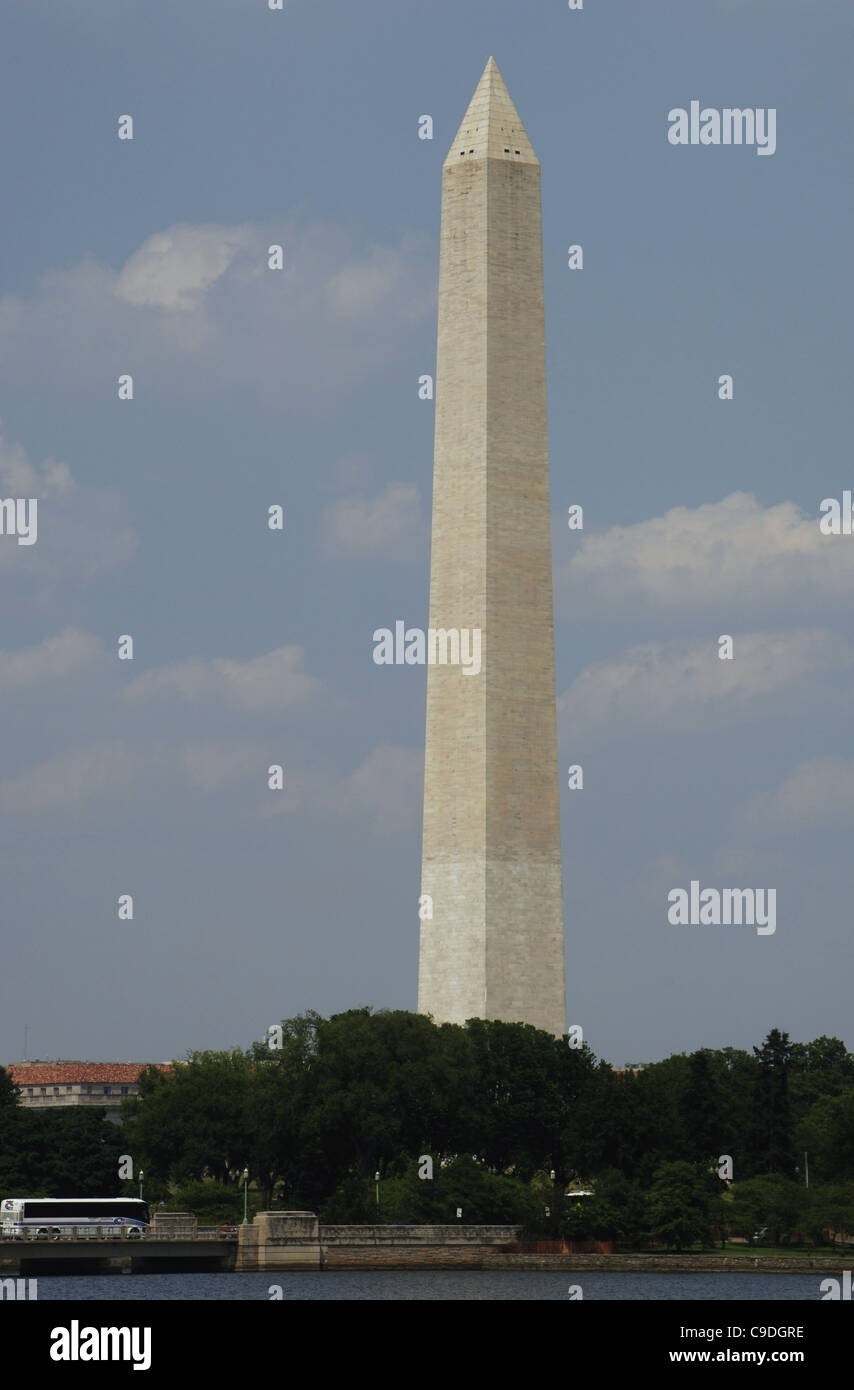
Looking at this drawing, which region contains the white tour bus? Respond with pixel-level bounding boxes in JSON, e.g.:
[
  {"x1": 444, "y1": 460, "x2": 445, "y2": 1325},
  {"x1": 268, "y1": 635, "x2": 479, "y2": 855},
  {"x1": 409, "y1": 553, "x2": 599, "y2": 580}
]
[{"x1": 1, "y1": 1197, "x2": 150, "y2": 1240}]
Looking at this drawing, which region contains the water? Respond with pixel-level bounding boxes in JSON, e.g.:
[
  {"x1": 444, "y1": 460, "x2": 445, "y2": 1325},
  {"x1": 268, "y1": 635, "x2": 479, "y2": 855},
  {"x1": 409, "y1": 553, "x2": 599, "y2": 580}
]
[{"x1": 28, "y1": 1271, "x2": 827, "y2": 1300}]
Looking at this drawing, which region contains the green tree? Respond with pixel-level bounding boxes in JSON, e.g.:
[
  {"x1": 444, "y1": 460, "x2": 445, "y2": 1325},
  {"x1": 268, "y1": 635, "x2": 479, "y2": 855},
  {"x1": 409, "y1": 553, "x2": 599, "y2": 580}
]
[
  {"x1": 587, "y1": 1169, "x2": 648, "y2": 1245},
  {"x1": 463, "y1": 1018, "x2": 564, "y2": 1179},
  {"x1": 553, "y1": 1044, "x2": 605, "y2": 1182},
  {"x1": 631, "y1": 1057, "x2": 690, "y2": 1183},
  {"x1": 727, "y1": 1173, "x2": 803, "y2": 1245},
  {"x1": 302, "y1": 1008, "x2": 468, "y2": 1202},
  {"x1": 681, "y1": 1049, "x2": 725, "y2": 1165},
  {"x1": 789, "y1": 1037, "x2": 854, "y2": 1118},
  {"x1": 717, "y1": 1047, "x2": 759, "y2": 1177},
  {"x1": 0, "y1": 1067, "x2": 22, "y2": 1188},
  {"x1": 796, "y1": 1091, "x2": 854, "y2": 1185},
  {"x1": 0, "y1": 1067, "x2": 19, "y2": 1110},
  {"x1": 166, "y1": 1180, "x2": 246, "y2": 1226},
  {"x1": 121, "y1": 1052, "x2": 253, "y2": 1189},
  {"x1": 646, "y1": 1161, "x2": 717, "y2": 1251},
  {"x1": 247, "y1": 1014, "x2": 320, "y2": 1206},
  {"x1": 751, "y1": 1029, "x2": 796, "y2": 1177},
  {"x1": 324, "y1": 1156, "x2": 538, "y2": 1228},
  {"x1": 810, "y1": 1184, "x2": 854, "y2": 1247},
  {"x1": 0, "y1": 1109, "x2": 123, "y2": 1196},
  {"x1": 559, "y1": 1059, "x2": 622, "y2": 1178},
  {"x1": 798, "y1": 1184, "x2": 854, "y2": 1247}
]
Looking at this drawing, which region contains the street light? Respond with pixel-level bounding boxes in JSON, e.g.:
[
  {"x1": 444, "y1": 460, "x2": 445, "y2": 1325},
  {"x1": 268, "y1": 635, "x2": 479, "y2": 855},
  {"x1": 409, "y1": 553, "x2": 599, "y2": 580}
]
[
  {"x1": 375, "y1": 1171, "x2": 381, "y2": 1222},
  {"x1": 138, "y1": 1170, "x2": 144, "y2": 1200},
  {"x1": 242, "y1": 1167, "x2": 250, "y2": 1225}
]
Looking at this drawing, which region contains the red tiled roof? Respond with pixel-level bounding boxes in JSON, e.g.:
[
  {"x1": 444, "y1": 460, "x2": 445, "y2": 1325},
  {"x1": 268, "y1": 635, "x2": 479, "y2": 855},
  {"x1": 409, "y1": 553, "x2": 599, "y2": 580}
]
[{"x1": 7, "y1": 1063, "x2": 171, "y2": 1085}]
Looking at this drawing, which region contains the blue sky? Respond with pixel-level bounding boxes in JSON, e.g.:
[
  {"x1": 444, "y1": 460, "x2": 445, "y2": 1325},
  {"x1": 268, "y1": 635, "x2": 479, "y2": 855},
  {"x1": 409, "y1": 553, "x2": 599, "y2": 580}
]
[{"x1": 1, "y1": 0, "x2": 852, "y2": 1066}]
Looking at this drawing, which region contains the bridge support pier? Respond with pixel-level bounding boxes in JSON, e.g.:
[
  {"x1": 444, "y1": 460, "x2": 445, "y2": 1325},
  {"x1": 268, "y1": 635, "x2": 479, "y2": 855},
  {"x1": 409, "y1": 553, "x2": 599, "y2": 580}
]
[{"x1": 237, "y1": 1213, "x2": 321, "y2": 1272}]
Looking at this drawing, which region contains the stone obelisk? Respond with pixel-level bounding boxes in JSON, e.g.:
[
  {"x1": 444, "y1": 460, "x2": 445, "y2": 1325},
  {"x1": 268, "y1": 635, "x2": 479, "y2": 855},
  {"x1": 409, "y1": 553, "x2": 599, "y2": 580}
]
[{"x1": 418, "y1": 57, "x2": 566, "y2": 1037}]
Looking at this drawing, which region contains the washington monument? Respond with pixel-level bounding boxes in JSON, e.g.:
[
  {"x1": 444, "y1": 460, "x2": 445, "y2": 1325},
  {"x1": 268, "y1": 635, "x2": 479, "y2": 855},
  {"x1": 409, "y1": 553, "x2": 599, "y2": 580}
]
[{"x1": 418, "y1": 58, "x2": 567, "y2": 1038}]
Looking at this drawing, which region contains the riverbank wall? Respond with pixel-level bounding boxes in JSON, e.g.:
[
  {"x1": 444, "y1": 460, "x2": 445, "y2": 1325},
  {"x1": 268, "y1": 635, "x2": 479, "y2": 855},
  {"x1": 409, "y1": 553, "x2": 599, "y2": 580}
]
[{"x1": 235, "y1": 1213, "x2": 854, "y2": 1274}]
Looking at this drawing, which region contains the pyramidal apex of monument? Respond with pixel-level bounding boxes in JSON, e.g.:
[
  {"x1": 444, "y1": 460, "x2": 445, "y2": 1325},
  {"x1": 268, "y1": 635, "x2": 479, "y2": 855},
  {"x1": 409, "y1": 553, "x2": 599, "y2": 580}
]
[{"x1": 445, "y1": 55, "x2": 538, "y2": 166}]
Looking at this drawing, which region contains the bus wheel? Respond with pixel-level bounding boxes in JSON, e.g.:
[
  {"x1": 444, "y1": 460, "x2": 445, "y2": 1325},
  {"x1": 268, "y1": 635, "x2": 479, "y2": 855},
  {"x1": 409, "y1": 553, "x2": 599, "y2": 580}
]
[
  {"x1": 127, "y1": 1227, "x2": 142, "y2": 1239},
  {"x1": 36, "y1": 1227, "x2": 49, "y2": 1240},
  {"x1": 50, "y1": 1227, "x2": 62, "y2": 1241}
]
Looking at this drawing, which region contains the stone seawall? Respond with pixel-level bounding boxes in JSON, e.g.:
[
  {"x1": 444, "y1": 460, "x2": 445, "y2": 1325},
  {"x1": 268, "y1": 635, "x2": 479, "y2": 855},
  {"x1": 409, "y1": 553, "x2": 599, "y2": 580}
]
[
  {"x1": 236, "y1": 1214, "x2": 854, "y2": 1274},
  {"x1": 482, "y1": 1252, "x2": 853, "y2": 1274},
  {"x1": 236, "y1": 1213, "x2": 520, "y2": 1271},
  {"x1": 322, "y1": 1249, "x2": 851, "y2": 1273},
  {"x1": 321, "y1": 1223, "x2": 520, "y2": 1246},
  {"x1": 323, "y1": 1246, "x2": 501, "y2": 1270}
]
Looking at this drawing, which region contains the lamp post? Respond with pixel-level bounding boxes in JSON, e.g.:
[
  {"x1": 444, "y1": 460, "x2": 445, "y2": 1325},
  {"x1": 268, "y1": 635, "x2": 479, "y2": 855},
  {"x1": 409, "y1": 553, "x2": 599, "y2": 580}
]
[
  {"x1": 242, "y1": 1167, "x2": 250, "y2": 1225},
  {"x1": 375, "y1": 1171, "x2": 380, "y2": 1223},
  {"x1": 138, "y1": 1170, "x2": 144, "y2": 1200}
]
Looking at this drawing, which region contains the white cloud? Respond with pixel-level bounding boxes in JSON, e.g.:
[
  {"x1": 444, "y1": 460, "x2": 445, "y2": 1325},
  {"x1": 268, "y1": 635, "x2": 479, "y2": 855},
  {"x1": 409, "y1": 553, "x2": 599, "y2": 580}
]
[
  {"x1": 116, "y1": 224, "x2": 254, "y2": 311},
  {"x1": 338, "y1": 744, "x2": 423, "y2": 829},
  {"x1": 0, "y1": 430, "x2": 72, "y2": 499},
  {"x1": 174, "y1": 738, "x2": 422, "y2": 838},
  {"x1": 263, "y1": 744, "x2": 422, "y2": 832},
  {"x1": 180, "y1": 741, "x2": 264, "y2": 792},
  {"x1": 0, "y1": 628, "x2": 102, "y2": 688},
  {"x1": 0, "y1": 741, "x2": 134, "y2": 813},
  {"x1": 558, "y1": 628, "x2": 853, "y2": 743},
  {"x1": 731, "y1": 756, "x2": 854, "y2": 839},
  {"x1": 557, "y1": 493, "x2": 854, "y2": 619},
  {"x1": 325, "y1": 245, "x2": 428, "y2": 321},
  {"x1": 0, "y1": 621, "x2": 416, "y2": 836},
  {"x1": 0, "y1": 221, "x2": 435, "y2": 404},
  {"x1": 125, "y1": 645, "x2": 323, "y2": 713},
  {"x1": 0, "y1": 421, "x2": 136, "y2": 587},
  {"x1": 319, "y1": 481, "x2": 427, "y2": 562}
]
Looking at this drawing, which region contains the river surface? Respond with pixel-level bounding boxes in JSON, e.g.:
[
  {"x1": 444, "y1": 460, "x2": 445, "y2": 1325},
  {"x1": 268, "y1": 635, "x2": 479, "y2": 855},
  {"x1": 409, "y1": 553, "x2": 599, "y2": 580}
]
[{"x1": 28, "y1": 1271, "x2": 827, "y2": 1300}]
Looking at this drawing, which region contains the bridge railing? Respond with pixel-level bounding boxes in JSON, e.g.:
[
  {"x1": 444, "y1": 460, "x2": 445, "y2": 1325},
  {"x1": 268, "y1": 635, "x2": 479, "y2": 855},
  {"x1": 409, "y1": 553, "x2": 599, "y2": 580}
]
[{"x1": 9, "y1": 1225, "x2": 236, "y2": 1242}]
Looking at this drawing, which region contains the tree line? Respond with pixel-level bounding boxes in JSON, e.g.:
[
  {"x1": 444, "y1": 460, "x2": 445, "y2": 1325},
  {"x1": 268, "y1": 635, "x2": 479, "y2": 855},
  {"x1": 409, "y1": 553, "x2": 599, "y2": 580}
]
[
  {"x1": 0, "y1": 1067, "x2": 124, "y2": 1197},
  {"x1": 1, "y1": 1015, "x2": 852, "y2": 1246}
]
